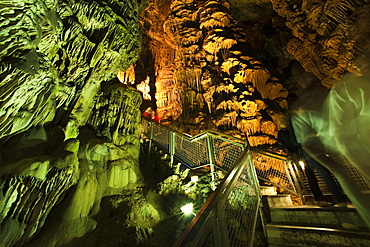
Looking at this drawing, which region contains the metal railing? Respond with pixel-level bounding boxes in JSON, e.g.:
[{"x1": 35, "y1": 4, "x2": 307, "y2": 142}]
[
  {"x1": 141, "y1": 118, "x2": 370, "y2": 246},
  {"x1": 172, "y1": 149, "x2": 261, "y2": 247},
  {"x1": 141, "y1": 118, "x2": 303, "y2": 197},
  {"x1": 142, "y1": 117, "x2": 370, "y2": 196},
  {"x1": 141, "y1": 118, "x2": 304, "y2": 246},
  {"x1": 250, "y1": 149, "x2": 305, "y2": 198}
]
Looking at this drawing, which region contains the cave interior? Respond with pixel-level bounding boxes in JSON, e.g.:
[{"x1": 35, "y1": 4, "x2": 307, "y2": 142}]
[{"x1": 0, "y1": 0, "x2": 370, "y2": 246}]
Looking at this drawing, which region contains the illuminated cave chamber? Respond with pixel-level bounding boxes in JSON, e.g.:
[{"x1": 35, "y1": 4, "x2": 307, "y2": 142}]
[{"x1": 0, "y1": 0, "x2": 370, "y2": 246}]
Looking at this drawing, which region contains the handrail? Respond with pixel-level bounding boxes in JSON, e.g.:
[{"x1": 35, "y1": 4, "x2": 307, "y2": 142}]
[
  {"x1": 141, "y1": 117, "x2": 304, "y2": 197},
  {"x1": 141, "y1": 117, "x2": 370, "y2": 245},
  {"x1": 141, "y1": 117, "x2": 307, "y2": 246},
  {"x1": 142, "y1": 117, "x2": 290, "y2": 157},
  {"x1": 173, "y1": 148, "x2": 253, "y2": 247},
  {"x1": 143, "y1": 117, "x2": 370, "y2": 197},
  {"x1": 251, "y1": 147, "x2": 290, "y2": 161}
]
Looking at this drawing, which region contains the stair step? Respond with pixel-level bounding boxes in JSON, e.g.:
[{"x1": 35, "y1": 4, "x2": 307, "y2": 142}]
[
  {"x1": 269, "y1": 206, "x2": 368, "y2": 229},
  {"x1": 260, "y1": 186, "x2": 277, "y2": 195},
  {"x1": 265, "y1": 194, "x2": 293, "y2": 208},
  {"x1": 266, "y1": 223, "x2": 370, "y2": 247}
]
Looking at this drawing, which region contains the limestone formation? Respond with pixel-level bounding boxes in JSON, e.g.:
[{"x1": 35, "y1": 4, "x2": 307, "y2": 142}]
[
  {"x1": 163, "y1": 0, "x2": 288, "y2": 146},
  {"x1": 269, "y1": 0, "x2": 370, "y2": 88},
  {"x1": 1, "y1": 0, "x2": 370, "y2": 245},
  {"x1": 0, "y1": 0, "x2": 144, "y2": 245}
]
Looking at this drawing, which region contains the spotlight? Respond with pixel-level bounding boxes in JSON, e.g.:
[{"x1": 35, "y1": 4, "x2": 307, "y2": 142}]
[
  {"x1": 181, "y1": 203, "x2": 195, "y2": 216},
  {"x1": 299, "y1": 160, "x2": 305, "y2": 170}
]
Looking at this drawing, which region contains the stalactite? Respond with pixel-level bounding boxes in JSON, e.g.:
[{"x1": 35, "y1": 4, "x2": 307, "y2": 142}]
[
  {"x1": 270, "y1": 0, "x2": 370, "y2": 88},
  {"x1": 161, "y1": 0, "x2": 288, "y2": 144},
  {"x1": 0, "y1": 166, "x2": 76, "y2": 243}
]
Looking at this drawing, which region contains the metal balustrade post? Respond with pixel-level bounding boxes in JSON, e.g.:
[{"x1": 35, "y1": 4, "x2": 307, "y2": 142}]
[
  {"x1": 213, "y1": 205, "x2": 230, "y2": 247},
  {"x1": 288, "y1": 160, "x2": 306, "y2": 204},
  {"x1": 148, "y1": 121, "x2": 154, "y2": 161},
  {"x1": 206, "y1": 133, "x2": 216, "y2": 190},
  {"x1": 169, "y1": 132, "x2": 175, "y2": 168},
  {"x1": 245, "y1": 150, "x2": 262, "y2": 247},
  {"x1": 283, "y1": 160, "x2": 297, "y2": 195}
]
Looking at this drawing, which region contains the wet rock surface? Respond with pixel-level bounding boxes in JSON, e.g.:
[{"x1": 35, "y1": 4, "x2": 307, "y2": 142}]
[
  {"x1": 1, "y1": 0, "x2": 370, "y2": 246},
  {"x1": 0, "y1": 0, "x2": 143, "y2": 246}
]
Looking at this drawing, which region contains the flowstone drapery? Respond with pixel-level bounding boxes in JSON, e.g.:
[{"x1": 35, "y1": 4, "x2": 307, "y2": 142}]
[
  {"x1": 163, "y1": 0, "x2": 288, "y2": 146},
  {"x1": 269, "y1": 0, "x2": 370, "y2": 88},
  {"x1": 0, "y1": 0, "x2": 150, "y2": 246}
]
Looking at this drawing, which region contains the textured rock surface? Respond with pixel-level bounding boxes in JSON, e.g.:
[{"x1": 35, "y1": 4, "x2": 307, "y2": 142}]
[
  {"x1": 269, "y1": 0, "x2": 370, "y2": 88},
  {"x1": 0, "y1": 0, "x2": 146, "y2": 246},
  {"x1": 1, "y1": 0, "x2": 370, "y2": 245},
  {"x1": 139, "y1": 0, "x2": 370, "y2": 147},
  {"x1": 0, "y1": 0, "x2": 141, "y2": 140},
  {"x1": 160, "y1": 0, "x2": 288, "y2": 146},
  {"x1": 138, "y1": 0, "x2": 181, "y2": 121}
]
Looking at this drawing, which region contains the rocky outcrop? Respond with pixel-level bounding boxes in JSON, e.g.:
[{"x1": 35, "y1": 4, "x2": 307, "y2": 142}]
[
  {"x1": 138, "y1": 0, "x2": 181, "y2": 121},
  {"x1": 0, "y1": 0, "x2": 141, "y2": 140},
  {"x1": 0, "y1": 0, "x2": 145, "y2": 246},
  {"x1": 87, "y1": 83, "x2": 143, "y2": 147},
  {"x1": 0, "y1": 135, "x2": 80, "y2": 246},
  {"x1": 269, "y1": 0, "x2": 370, "y2": 88},
  {"x1": 163, "y1": 0, "x2": 288, "y2": 146}
]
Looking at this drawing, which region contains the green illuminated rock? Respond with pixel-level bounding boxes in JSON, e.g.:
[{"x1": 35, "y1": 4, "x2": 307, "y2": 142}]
[{"x1": 0, "y1": 0, "x2": 144, "y2": 246}]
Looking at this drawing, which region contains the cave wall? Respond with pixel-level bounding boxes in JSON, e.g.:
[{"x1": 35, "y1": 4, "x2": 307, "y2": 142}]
[
  {"x1": 140, "y1": 0, "x2": 289, "y2": 146},
  {"x1": 137, "y1": 0, "x2": 181, "y2": 121},
  {"x1": 269, "y1": 0, "x2": 370, "y2": 88},
  {"x1": 1, "y1": 0, "x2": 370, "y2": 245},
  {"x1": 139, "y1": 0, "x2": 370, "y2": 147},
  {"x1": 0, "y1": 0, "x2": 147, "y2": 246}
]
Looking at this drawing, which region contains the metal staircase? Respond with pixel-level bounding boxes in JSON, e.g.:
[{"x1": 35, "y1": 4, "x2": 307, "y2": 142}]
[
  {"x1": 140, "y1": 118, "x2": 370, "y2": 247},
  {"x1": 266, "y1": 206, "x2": 370, "y2": 246}
]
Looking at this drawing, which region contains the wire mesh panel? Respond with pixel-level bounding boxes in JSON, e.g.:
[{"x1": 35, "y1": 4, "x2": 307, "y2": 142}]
[
  {"x1": 152, "y1": 123, "x2": 169, "y2": 150},
  {"x1": 174, "y1": 135, "x2": 208, "y2": 169},
  {"x1": 333, "y1": 154, "x2": 370, "y2": 192},
  {"x1": 224, "y1": 156, "x2": 260, "y2": 247},
  {"x1": 141, "y1": 118, "x2": 150, "y2": 136},
  {"x1": 251, "y1": 151, "x2": 297, "y2": 195},
  {"x1": 211, "y1": 135, "x2": 244, "y2": 171},
  {"x1": 224, "y1": 187, "x2": 259, "y2": 247},
  {"x1": 173, "y1": 150, "x2": 261, "y2": 247}
]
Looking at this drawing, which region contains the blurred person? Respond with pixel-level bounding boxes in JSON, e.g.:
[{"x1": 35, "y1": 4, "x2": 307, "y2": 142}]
[
  {"x1": 279, "y1": 113, "x2": 348, "y2": 207},
  {"x1": 152, "y1": 109, "x2": 161, "y2": 123},
  {"x1": 290, "y1": 65, "x2": 370, "y2": 228},
  {"x1": 324, "y1": 66, "x2": 370, "y2": 182},
  {"x1": 142, "y1": 107, "x2": 152, "y2": 118}
]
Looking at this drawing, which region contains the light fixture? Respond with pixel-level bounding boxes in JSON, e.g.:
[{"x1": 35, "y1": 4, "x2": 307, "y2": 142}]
[
  {"x1": 181, "y1": 203, "x2": 196, "y2": 216},
  {"x1": 299, "y1": 160, "x2": 305, "y2": 170},
  {"x1": 191, "y1": 176, "x2": 199, "y2": 182}
]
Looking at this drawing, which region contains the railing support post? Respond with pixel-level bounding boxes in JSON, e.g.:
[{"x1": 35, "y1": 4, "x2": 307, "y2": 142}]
[
  {"x1": 206, "y1": 133, "x2": 216, "y2": 190},
  {"x1": 169, "y1": 132, "x2": 175, "y2": 168},
  {"x1": 148, "y1": 121, "x2": 154, "y2": 161},
  {"x1": 213, "y1": 205, "x2": 230, "y2": 247},
  {"x1": 289, "y1": 161, "x2": 306, "y2": 204},
  {"x1": 283, "y1": 160, "x2": 298, "y2": 196}
]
